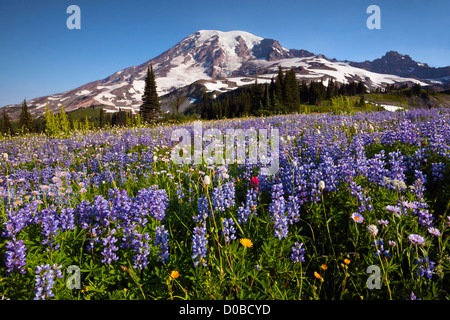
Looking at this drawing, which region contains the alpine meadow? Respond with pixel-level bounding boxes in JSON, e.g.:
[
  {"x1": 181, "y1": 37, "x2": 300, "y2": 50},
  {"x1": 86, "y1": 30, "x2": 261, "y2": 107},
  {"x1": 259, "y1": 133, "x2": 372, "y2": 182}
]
[{"x1": 1, "y1": 1, "x2": 450, "y2": 302}]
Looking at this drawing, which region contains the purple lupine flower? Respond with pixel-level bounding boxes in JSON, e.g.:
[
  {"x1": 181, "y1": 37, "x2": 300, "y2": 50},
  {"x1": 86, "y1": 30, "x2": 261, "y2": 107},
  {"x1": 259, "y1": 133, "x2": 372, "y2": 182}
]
[
  {"x1": 136, "y1": 186, "x2": 169, "y2": 222},
  {"x1": 108, "y1": 188, "x2": 133, "y2": 222},
  {"x1": 3, "y1": 204, "x2": 33, "y2": 238},
  {"x1": 211, "y1": 182, "x2": 235, "y2": 213},
  {"x1": 75, "y1": 199, "x2": 94, "y2": 230},
  {"x1": 290, "y1": 242, "x2": 306, "y2": 263},
  {"x1": 130, "y1": 230, "x2": 151, "y2": 270},
  {"x1": 387, "y1": 150, "x2": 407, "y2": 189},
  {"x1": 286, "y1": 195, "x2": 300, "y2": 225},
  {"x1": 269, "y1": 183, "x2": 288, "y2": 239},
  {"x1": 192, "y1": 222, "x2": 208, "y2": 267},
  {"x1": 409, "y1": 292, "x2": 421, "y2": 300},
  {"x1": 366, "y1": 151, "x2": 389, "y2": 185},
  {"x1": 415, "y1": 257, "x2": 435, "y2": 280},
  {"x1": 59, "y1": 208, "x2": 75, "y2": 232},
  {"x1": 155, "y1": 225, "x2": 169, "y2": 263},
  {"x1": 40, "y1": 207, "x2": 61, "y2": 250},
  {"x1": 222, "y1": 218, "x2": 236, "y2": 243},
  {"x1": 372, "y1": 239, "x2": 391, "y2": 258},
  {"x1": 349, "y1": 180, "x2": 372, "y2": 213},
  {"x1": 417, "y1": 209, "x2": 434, "y2": 227},
  {"x1": 101, "y1": 229, "x2": 119, "y2": 264},
  {"x1": 193, "y1": 196, "x2": 209, "y2": 223},
  {"x1": 5, "y1": 239, "x2": 27, "y2": 275},
  {"x1": 34, "y1": 263, "x2": 63, "y2": 300},
  {"x1": 176, "y1": 183, "x2": 185, "y2": 201},
  {"x1": 237, "y1": 188, "x2": 257, "y2": 225},
  {"x1": 411, "y1": 170, "x2": 426, "y2": 201},
  {"x1": 318, "y1": 156, "x2": 339, "y2": 192},
  {"x1": 92, "y1": 195, "x2": 114, "y2": 227},
  {"x1": 431, "y1": 162, "x2": 445, "y2": 181}
]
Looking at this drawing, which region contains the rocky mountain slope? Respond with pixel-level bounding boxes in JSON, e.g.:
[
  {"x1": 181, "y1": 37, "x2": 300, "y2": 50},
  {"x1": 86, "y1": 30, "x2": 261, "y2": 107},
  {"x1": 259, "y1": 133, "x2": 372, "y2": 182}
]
[{"x1": 3, "y1": 30, "x2": 449, "y2": 119}]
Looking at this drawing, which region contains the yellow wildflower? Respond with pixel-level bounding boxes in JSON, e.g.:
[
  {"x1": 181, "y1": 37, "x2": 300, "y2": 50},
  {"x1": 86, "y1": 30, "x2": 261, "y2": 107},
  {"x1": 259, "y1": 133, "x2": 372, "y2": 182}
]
[{"x1": 240, "y1": 238, "x2": 253, "y2": 248}]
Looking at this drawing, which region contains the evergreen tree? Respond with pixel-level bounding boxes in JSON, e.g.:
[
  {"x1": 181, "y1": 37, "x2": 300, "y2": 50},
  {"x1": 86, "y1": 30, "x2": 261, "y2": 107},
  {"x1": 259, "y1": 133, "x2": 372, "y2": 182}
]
[
  {"x1": 300, "y1": 80, "x2": 308, "y2": 104},
  {"x1": 19, "y1": 99, "x2": 34, "y2": 133},
  {"x1": 1, "y1": 108, "x2": 13, "y2": 136},
  {"x1": 263, "y1": 83, "x2": 271, "y2": 110},
  {"x1": 358, "y1": 95, "x2": 366, "y2": 107},
  {"x1": 276, "y1": 66, "x2": 284, "y2": 104},
  {"x1": 140, "y1": 64, "x2": 160, "y2": 122},
  {"x1": 99, "y1": 108, "x2": 105, "y2": 128},
  {"x1": 348, "y1": 81, "x2": 357, "y2": 96},
  {"x1": 309, "y1": 81, "x2": 319, "y2": 105},
  {"x1": 269, "y1": 77, "x2": 277, "y2": 107},
  {"x1": 116, "y1": 108, "x2": 127, "y2": 126},
  {"x1": 357, "y1": 81, "x2": 366, "y2": 95},
  {"x1": 412, "y1": 83, "x2": 422, "y2": 96},
  {"x1": 326, "y1": 78, "x2": 335, "y2": 100},
  {"x1": 318, "y1": 81, "x2": 326, "y2": 102},
  {"x1": 200, "y1": 91, "x2": 209, "y2": 119},
  {"x1": 241, "y1": 91, "x2": 252, "y2": 116},
  {"x1": 250, "y1": 78, "x2": 263, "y2": 115},
  {"x1": 283, "y1": 68, "x2": 300, "y2": 111}
]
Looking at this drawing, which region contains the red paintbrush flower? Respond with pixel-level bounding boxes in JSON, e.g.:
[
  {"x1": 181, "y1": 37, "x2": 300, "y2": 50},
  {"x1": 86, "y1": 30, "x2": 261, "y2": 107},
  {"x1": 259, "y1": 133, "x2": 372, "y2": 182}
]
[{"x1": 250, "y1": 176, "x2": 259, "y2": 191}]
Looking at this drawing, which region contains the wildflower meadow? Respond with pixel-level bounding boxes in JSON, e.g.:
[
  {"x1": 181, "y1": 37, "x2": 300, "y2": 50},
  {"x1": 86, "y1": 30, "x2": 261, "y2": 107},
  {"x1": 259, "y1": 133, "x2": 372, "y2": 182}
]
[{"x1": 0, "y1": 108, "x2": 449, "y2": 300}]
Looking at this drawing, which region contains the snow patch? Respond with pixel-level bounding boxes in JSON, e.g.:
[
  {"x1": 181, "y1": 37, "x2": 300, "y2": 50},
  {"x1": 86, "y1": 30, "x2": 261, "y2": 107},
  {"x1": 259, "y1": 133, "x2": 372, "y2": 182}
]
[
  {"x1": 381, "y1": 105, "x2": 404, "y2": 112},
  {"x1": 97, "y1": 82, "x2": 128, "y2": 91},
  {"x1": 75, "y1": 90, "x2": 91, "y2": 96}
]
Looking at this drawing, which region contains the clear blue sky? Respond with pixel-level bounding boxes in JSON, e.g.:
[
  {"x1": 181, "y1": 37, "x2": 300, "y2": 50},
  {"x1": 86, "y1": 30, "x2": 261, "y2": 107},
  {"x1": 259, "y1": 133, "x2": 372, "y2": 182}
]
[{"x1": 0, "y1": 0, "x2": 449, "y2": 107}]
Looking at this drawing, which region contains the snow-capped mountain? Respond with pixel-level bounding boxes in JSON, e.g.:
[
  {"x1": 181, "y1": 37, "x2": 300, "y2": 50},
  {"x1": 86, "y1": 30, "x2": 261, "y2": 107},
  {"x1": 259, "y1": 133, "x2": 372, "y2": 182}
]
[{"x1": 3, "y1": 30, "x2": 448, "y2": 118}]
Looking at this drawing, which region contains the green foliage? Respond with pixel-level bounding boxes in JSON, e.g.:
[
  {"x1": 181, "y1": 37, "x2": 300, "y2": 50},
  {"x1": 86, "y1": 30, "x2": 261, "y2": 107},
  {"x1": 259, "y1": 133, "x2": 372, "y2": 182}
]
[
  {"x1": 59, "y1": 106, "x2": 71, "y2": 136},
  {"x1": 44, "y1": 104, "x2": 71, "y2": 137},
  {"x1": 331, "y1": 95, "x2": 353, "y2": 114},
  {"x1": 44, "y1": 103, "x2": 59, "y2": 137}
]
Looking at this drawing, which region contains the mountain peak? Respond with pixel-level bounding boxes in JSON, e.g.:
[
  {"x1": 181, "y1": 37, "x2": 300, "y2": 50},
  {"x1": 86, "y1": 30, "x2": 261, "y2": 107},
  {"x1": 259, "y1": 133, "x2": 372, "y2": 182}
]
[
  {"x1": 190, "y1": 30, "x2": 264, "y2": 57},
  {"x1": 383, "y1": 51, "x2": 413, "y2": 62},
  {"x1": 194, "y1": 30, "x2": 263, "y2": 41},
  {"x1": 4, "y1": 30, "x2": 446, "y2": 119}
]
